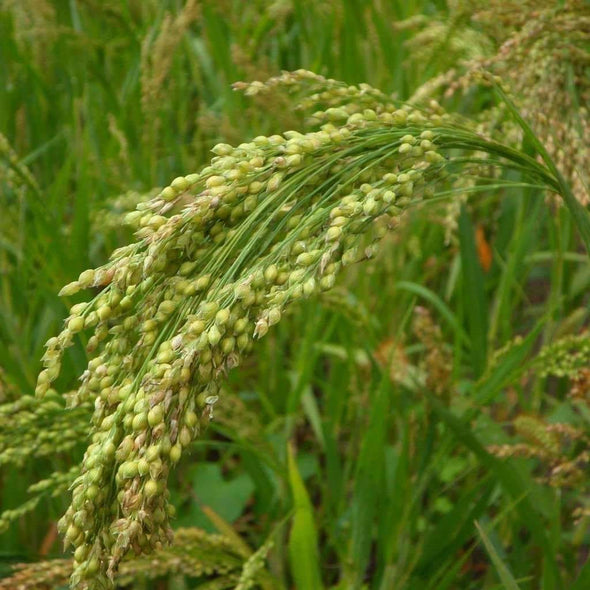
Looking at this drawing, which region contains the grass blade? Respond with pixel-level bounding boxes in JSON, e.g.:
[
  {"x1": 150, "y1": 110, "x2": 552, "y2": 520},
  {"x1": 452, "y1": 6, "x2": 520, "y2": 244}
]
[
  {"x1": 426, "y1": 393, "x2": 561, "y2": 588},
  {"x1": 287, "y1": 443, "x2": 324, "y2": 590},
  {"x1": 571, "y1": 557, "x2": 590, "y2": 590},
  {"x1": 458, "y1": 206, "x2": 488, "y2": 377},
  {"x1": 395, "y1": 280, "x2": 470, "y2": 346},
  {"x1": 350, "y1": 377, "x2": 390, "y2": 587},
  {"x1": 475, "y1": 520, "x2": 521, "y2": 590}
]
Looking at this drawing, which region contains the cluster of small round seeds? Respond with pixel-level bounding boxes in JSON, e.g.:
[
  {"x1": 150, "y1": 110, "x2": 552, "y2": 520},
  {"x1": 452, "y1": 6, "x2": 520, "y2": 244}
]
[
  {"x1": 91, "y1": 188, "x2": 161, "y2": 238},
  {"x1": 32, "y1": 75, "x2": 554, "y2": 589},
  {"x1": 0, "y1": 391, "x2": 90, "y2": 468},
  {"x1": 0, "y1": 527, "x2": 259, "y2": 590},
  {"x1": 233, "y1": 69, "x2": 456, "y2": 133},
  {"x1": 407, "y1": 3, "x2": 590, "y2": 204}
]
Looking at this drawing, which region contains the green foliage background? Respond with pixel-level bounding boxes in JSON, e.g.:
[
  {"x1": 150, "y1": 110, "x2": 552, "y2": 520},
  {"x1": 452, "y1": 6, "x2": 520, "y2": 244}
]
[{"x1": 0, "y1": 1, "x2": 589, "y2": 589}]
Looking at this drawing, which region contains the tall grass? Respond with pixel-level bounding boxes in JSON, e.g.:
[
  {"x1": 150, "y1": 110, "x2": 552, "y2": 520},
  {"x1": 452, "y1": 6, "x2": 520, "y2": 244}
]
[{"x1": 1, "y1": 2, "x2": 589, "y2": 590}]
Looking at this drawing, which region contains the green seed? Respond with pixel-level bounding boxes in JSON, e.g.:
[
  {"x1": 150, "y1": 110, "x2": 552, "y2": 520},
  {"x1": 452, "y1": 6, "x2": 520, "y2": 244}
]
[
  {"x1": 208, "y1": 324, "x2": 222, "y2": 346},
  {"x1": 97, "y1": 305, "x2": 112, "y2": 321},
  {"x1": 148, "y1": 406, "x2": 164, "y2": 427},
  {"x1": 169, "y1": 444, "x2": 182, "y2": 463},
  {"x1": 215, "y1": 308, "x2": 231, "y2": 325},
  {"x1": 132, "y1": 413, "x2": 148, "y2": 431},
  {"x1": 68, "y1": 316, "x2": 85, "y2": 333},
  {"x1": 171, "y1": 176, "x2": 190, "y2": 191},
  {"x1": 86, "y1": 557, "x2": 99, "y2": 575},
  {"x1": 138, "y1": 458, "x2": 150, "y2": 476},
  {"x1": 119, "y1": 461, "x2": 138, "y2": 479},
  {"x1": 66, "y1": 524, "x2": 81, "y2": 541},
  {"x1": 326, "y1": 226, "x2": 342, "y2": 241},
  {"x1": 144, "y1": 479, "x2": 159, "y2": 497},
  {"x1": 161, "y1": 186, "x2": 176, "y2": 201},
  {"x1": 78, "y1": 269, "x2": 96, "y2": 285}
]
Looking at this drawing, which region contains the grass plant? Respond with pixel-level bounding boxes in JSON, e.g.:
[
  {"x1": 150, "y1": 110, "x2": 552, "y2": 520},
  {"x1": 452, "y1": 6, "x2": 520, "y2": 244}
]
[{"x1": 0, "y1": 2, "x2": 589, "y2": 590}]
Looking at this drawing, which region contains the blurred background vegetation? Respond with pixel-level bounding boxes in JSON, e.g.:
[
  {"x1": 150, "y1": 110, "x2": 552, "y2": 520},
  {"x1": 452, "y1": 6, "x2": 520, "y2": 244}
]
[{"x1": 0, "y1": 0, "x2": 589, "y2": 588}]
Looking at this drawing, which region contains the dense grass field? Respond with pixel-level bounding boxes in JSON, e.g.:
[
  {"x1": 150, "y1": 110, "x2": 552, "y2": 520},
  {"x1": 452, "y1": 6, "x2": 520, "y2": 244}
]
[{"x1": 1, "y1": 1, "x2": 589, "y2": 589}]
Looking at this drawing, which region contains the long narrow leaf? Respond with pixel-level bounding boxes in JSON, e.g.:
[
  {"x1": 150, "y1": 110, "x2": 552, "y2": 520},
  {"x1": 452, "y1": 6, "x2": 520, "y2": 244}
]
[
  {"x1": 459, "y1": 206, "x2": 488, "y2": 377},
  {"x1": 287, "y1": 443, "x2": 324, "y2": 590},
  {"x1": 475, "y1": 521, "x2": 521, "y2": 590}
]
